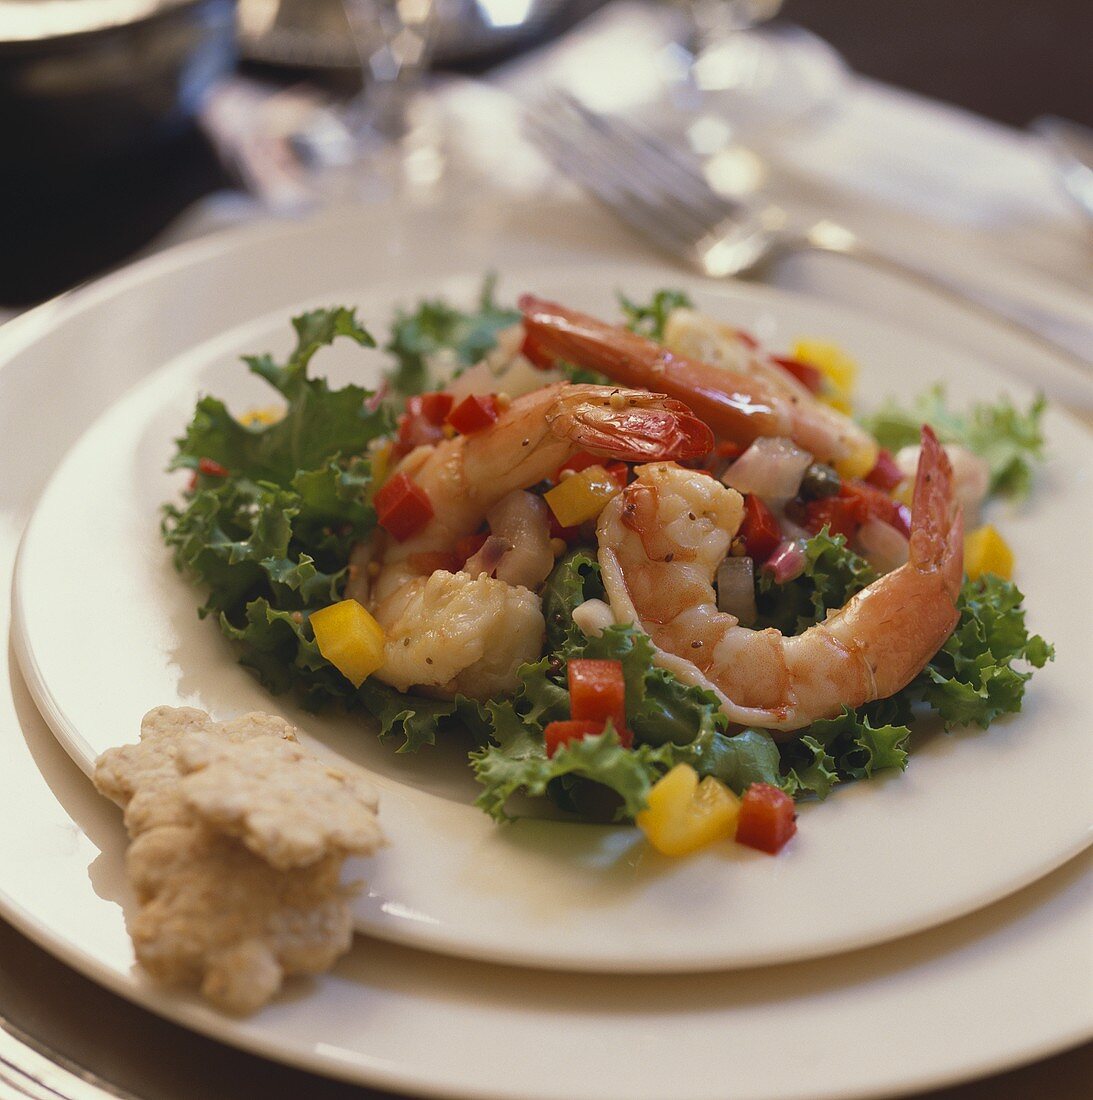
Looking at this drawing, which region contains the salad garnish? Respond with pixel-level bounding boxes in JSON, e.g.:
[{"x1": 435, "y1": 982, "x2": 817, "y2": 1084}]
[{"x1": 163, "y1": 282, "x2": 1052, "y2": 857}]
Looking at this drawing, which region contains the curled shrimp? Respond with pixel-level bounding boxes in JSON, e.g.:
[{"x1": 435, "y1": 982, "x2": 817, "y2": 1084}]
[
  {"x1": 365, "y1": 382, "x2": 713, "y2": 698},
  {"x1": 519, "y1": 295, "x2": 876, "y2": 469},
  {"x1": 370, "y1": 381, "x2": 712, "y2": 603},
  {"x1": 596, "y1": 426, "x2": 963, "y2": 734}
]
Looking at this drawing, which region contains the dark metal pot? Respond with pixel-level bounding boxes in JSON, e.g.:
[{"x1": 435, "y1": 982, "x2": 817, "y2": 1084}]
[{"x1": 0, "y1": 0, "x2": 238, "y2": 170}]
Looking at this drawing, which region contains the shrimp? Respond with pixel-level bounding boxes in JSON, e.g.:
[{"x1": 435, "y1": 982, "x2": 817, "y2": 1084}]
[
  {"x1": 374, "y1": 569, "x2": 545, "y2": 698},
  {"x1": 519, "y1": 295, "x2": 876, "y2": 469},
  {"x1": 366, "y1": 382, "x2": 713, "y2": 699},
  {"x1": 596, "y1": 426, "x2": 963, "y2": 734},
  {"x1": 371, "y1": 381, "x2": 712, "y2": 604}
]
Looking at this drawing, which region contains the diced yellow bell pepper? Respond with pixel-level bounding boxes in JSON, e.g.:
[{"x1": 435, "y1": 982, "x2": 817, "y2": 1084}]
[
  {"x1": 964, "y1": 524, "x2": 1014, "y2": 581},
  {"x1": 636, "y1": 764, "x2": 741, "y2": 857},
  {"x1": 833, "y1": 438, "x2": 879, "y2": 481},
  {"x1": 239, "y1": 405, "x2": 284, "y2": 427},
  {"x1": 368, "y1": 440, "x2": 394, "y2": 497},
  {"x1": 793, "y1": 339, "x2": 858, "y2": 414},
  {"x1": 310, "y1": 600, "x2": 386, "y2": 687},
  {"x1": 544, "y1": 465, "x2": 620, "y2": 528},
  {"x1": 893, "y1": 478, "x2": 914, "y2": 507}
]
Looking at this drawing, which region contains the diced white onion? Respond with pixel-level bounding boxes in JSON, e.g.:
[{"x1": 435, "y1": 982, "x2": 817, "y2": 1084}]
[
  {"x1": 572, "y1": 598, "x2": 615, "y2": 638},
  {"x1": 721, "y1": 437, "x2": 813, "y2": 502},
  {"x1": 895, "y1": 443, "x2": 990, "y2": 518},
  {"x1": 857, "y1": 518, "x2": 910, "y2": 573},
  {"x1": 716, "y1": 556, "x2": 757, "y2": 626},
  {"x1": 488, "y1": 491, "x2": 555, "y2": 590},
  {"x1": 445, "y1": 359, "x2": 498, "y2": 401},
  {"x1": 446, "y1": 324, "x2": 558, "y2": 403}
]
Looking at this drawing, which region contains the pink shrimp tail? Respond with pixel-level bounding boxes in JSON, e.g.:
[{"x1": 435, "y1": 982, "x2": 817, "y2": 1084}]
[
  {"x1": 520, "y1": 295, "x2": 787, "y2": 443},
  {"x1": 910, "y1": 425, "x2": 964, "y2": 598}
]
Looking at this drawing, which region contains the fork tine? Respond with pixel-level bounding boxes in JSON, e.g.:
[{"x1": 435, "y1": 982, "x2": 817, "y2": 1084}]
[
  {"x1": 551, "y1": 92, "x2": 733, "y2": 227},
  {"x1": 523, "y1": 90, "x2": 750, "y2": 263},
  {"x1": 524, "y1": 112, "x2": 699, "y2": 256},
  {"x1": 526, "y1": 105, "x2": 722, "y2": 251}
]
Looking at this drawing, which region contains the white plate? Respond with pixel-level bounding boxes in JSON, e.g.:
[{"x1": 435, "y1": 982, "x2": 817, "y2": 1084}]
[
  {"x1": 11, "y1": 242, "x2": 1092, "y2": 975},
  {"x1": 0, "y1": 202, "x2": 1091, "y2": 1099}
]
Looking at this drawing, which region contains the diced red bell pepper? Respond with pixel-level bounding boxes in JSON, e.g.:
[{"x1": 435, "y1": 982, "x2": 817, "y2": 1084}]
[
  {"x1": 771, "y1": 355, "x2": 823, "y2": 395},
  {"x1": 716, "y1": 440, "x2": 745, "y2": 461},
  {"x1": 568, "y1": 659, "x2": 628, "y2": 736},
  {"x1": 804, "y1": 479, "x2": 909, "y2": 541},
  {"x1": 198, "y1": 457, "x2": 230, "y2": 477},
  {"x1": 605, "y1": 461, "x2": 629, "y2": 491},
  {"x1": 454, "y1": 531, "x2": 488, "y2": 562},
  {"x1": 555, "y1": 451, "x2": 602, "y2": 480},
  {"x1": 544, "y1": 719, "x2": 607, "y2": 758},
  {"x1": 397, "y1": 391, "x2": 456, "y2": 448},
  {"x1": 843, "y1": 480, "x2": 909, "y2": 536},
  {"x1": 736, "y1": 783, "x2": 797, "y2": 854},
  {"x1": 397, "y1": 414, "x2": 442, "y2": 449},
  {"x1": 864, "y1": 448, "x2": 904, "y2": 492},
  {"x1": 374, "y1": 472, "x2": 434, "y2": 541},
  {"x1": 447, "y1": 394, "x2": 500, "y2": 434},
  {"x1": 740, "y1": 494, "x2": 781, "y2": 562},
  {"x1": 802, "y1": 494, "x2": 859, "y2": 540},
  {"x1": 548, "y1": 510, "x2": 581, "y2": 543},
  {"x1": 416, "y1": 391, "x2": 454, "y2": 424}
]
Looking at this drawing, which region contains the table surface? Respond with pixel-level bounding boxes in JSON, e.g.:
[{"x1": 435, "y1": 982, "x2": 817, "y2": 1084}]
[
  {"x1": 2, "y1": 889, "x2": 1090, "y2": 1100},
  {"x1": 1, "y1": 0, "x2": 1090, "y2": 307}
]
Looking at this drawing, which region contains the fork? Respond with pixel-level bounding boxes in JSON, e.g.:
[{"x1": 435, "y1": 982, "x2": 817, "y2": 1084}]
[{"x1": 524, "y1": 92, "x2": 1091, "y2": 370}]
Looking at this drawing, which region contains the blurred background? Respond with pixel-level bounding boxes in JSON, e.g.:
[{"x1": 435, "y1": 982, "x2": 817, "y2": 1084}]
[{"x1": 0, "y1": 0, "x2": 1089, "y2": 306}]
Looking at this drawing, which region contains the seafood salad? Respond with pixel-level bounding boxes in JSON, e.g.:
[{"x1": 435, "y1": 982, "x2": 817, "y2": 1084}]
[{"x1": 163, "y1": 282, "x2": 1051, "y2": 857}]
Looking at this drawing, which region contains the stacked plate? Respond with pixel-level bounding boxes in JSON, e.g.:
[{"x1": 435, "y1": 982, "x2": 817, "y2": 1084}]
[{"x1": 1, "y1": 202, "x2": 1090, "y2": 1100}]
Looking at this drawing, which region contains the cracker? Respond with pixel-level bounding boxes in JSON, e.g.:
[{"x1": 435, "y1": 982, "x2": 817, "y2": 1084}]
[
  {"x1": 93, "y1": 706, "x2": 383, "y2": 1014},
  {"x1": 179, "y1": 733, "x2": 384, "y2": 870}
]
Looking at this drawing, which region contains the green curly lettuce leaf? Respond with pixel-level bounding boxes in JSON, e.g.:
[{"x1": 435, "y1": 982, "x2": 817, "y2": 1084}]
[
  {"x1": 357, "y1": 681, "x2": 488, "y2": 753},
  {"x1": 746, "y1": 533, "x2": 1050, "y2": 797},
  {"x1": 171, "y1": 308, "x2": 382, "y2": 486},
  {"x1": 471, "y1": 708, "x2": 664, "y2": 821},
  {"x1": 861, "y1": 385, "x2": 1046, "y2": 499},
  {"x1": 618, "y1": 288, "x2": 694, "y2": 340},
  {"x1": 653, "y1": 726, "x2": 787, "y2": 794},
  {"x1": 914, "y1": 574, "x2": 1053, "y2": 728},
  {"x1": 384, "y1": 275, "x2": 521, "y2": 398},
  {"x1": 777, "y1": 709, "x2": 911, "y2": 799},
  {"x1": 163, "y1": 308, "x2": 391, "y2": 713},
  {"x1": 754, "y1": 527, "x2": 878, "y2": 635},
  {"x1": 540, "y1": 548, "x2": 605, "y2": 650},
  {"x1": 556, "y1": 360, "x2": 610, "y2": 386},
  {"x1": 472, "y1": 553, "x2": 793, "y2": 816}
]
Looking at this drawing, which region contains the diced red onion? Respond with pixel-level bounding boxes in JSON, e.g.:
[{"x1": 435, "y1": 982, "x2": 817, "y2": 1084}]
[
  {"x1": 857, "y1": 519, "x2": 910, "y2": 573},
  {"x1": 716, "y1": 556, "x2": 757, "y2": 625},
  {"x1": 464, "y1": 535, "x2": 513, "y2": 578},
  {"x1": 364, "y1": 380, "x2": 389, "y2": 412},
  {"x1": 894, "y1": 503, "x2": 912, "y2": 539},
  {"x1": 765, "y1": 539, "x2": 807, "y2": 584},
  {"x1": 721, "y1": 437, "x2": 813, "y2": 502}
]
